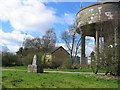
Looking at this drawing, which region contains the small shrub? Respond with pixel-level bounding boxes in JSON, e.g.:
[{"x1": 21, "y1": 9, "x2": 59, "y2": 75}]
[
  {"x1": 46, "y1": 58, "x2": 64, "y2": 69},
  {"x1": 71, "y1": 63, "x2": 81, "y2": 69},
  {"x1": 60, "y1": 60, "x2": 72, "y2": 69},
  {"x1": 49, "y1": 60, "x2": 61, "y2": 69}
]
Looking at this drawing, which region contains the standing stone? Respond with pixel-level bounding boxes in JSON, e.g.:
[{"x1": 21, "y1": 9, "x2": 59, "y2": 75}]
[
  {"x1": 32, "y1": 55, "x2": 37, "y2": 65},
  {"x1": 28, "y1": 55, "x2": 37, "y2": 73},
  {"x1": 28, "y1": 54, "x2": 43, "y2": 73}
]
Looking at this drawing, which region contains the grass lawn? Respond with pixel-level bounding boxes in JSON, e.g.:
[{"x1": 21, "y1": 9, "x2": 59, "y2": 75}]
[
  {"x1": 2, "y1": 70, "x2": 119, "y2": 88},
  {"x1": 2, "y1": 66, "x2": 27, "y2": 70}
]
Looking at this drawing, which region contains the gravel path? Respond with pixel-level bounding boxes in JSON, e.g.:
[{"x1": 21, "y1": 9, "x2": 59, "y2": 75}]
[{"x1": 2, "y1": 68, "x2": 105, "y2": 75}]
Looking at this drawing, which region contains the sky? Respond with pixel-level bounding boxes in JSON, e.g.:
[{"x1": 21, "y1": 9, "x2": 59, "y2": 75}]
[{"x1": 0, "y1": 0, "x2": 99, "y2": 56}]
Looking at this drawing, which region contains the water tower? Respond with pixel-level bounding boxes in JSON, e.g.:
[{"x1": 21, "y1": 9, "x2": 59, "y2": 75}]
[{"x1": 76, "y1": 2, "x2": 120, "y2": 65}]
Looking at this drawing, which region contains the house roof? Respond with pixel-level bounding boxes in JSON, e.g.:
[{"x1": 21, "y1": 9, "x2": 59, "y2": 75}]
[{"x1": 51, "y1": 46, "x2": 70, "y2": 55}]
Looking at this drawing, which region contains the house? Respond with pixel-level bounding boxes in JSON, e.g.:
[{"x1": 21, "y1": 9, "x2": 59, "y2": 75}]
[{"x1": 45, "y1": 46, "x2": 70, "y2": 68}]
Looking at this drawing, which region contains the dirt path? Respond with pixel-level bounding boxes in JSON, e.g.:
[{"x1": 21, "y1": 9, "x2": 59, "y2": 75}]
[
  {"x1": 2, "y1": 68, "x2": 105, "y2": 75},
  {"x1": 2, "y1": 68, "x2": 119, "y2": 80}
]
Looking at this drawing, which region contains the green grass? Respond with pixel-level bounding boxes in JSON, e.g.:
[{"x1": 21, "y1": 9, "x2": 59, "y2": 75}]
[
  {"x1": 2, "y1": 70, "x2": 119, "y2": 88},
  {"x1": 2, "y1": 66, "x2": 27, "y2": 70}
]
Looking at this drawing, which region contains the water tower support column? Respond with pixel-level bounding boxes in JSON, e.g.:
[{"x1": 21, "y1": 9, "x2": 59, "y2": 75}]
[
  {"x1": 95, "y1": 29, "x2": 100, "y2": 73},
  {"x1": 80, "y1": 29, "x2": 86, "y2": 65}
]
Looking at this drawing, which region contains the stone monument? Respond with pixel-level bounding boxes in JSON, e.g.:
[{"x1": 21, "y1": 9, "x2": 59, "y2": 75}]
[
  {"x1": 28, "y1": 55, "x2": 37, "y2": 72},
  {"x1": 28, "y1": 54, "x2": 43, "y2": 73},
  {"x1": 32, "y1": 55, "x2": 37, "y2": 65}
]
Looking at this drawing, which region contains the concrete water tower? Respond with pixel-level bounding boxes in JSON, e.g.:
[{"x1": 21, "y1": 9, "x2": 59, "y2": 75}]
[{"x1": 76, "y1": 2, "x2": 120, "y2": 65}]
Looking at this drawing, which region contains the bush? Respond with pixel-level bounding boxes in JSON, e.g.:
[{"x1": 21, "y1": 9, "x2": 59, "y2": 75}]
[
  {"x1": 100, "y1": 35, "x2": 120, "y2": 76},
  {"x1": 2, "y1": 52, "x2": 22, "y2": 66},
  {"x1": 71, "y1": 63, "x2": 81, "y2": 69},
  {"x1": 36, "y1": 53, "x2": 44, "y2": 73},
  {"x1": 22, "y1": 54, "x2": 34, "y2": 66},
  {"x1": 48, "y1": 60, "x2": 61, "y2": 69},
  {"x1": 60, "y1": 60, "x2": 72, "y2": 69}
]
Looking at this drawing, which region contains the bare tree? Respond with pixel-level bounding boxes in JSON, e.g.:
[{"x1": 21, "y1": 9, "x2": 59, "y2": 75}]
[
  {"x1": 23, "y1": 38, "x2": 42, "y2": 49},
  {"x1": 41, "y1": 28, "x2": 56, "y2": 65},
  {"x1": 23, "y1": 28, "x2": 56, "y2": 53},
  {"x1": 41, "y1": 28, "x2": 56, "y2": 53},
  {"x1": 61, "y1": 24, "x2": 81, "y2": 64}
]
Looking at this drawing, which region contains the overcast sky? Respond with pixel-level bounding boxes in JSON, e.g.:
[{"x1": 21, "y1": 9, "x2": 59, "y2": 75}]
[{"x1": 0, "y1": 0, "x2": 98, "y2": 56}]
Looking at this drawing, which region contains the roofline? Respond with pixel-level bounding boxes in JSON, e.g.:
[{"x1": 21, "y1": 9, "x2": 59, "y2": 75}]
[
  {"x1": 51, "y1": 46, "x2": 70, "y2": 55},
  {"x1": 76, "y1": 2, "x2": 119, "y2": 16}
]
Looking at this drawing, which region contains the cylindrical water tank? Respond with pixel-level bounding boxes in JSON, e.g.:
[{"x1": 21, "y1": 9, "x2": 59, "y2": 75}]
[{"x1": 76, "y1": 2, "x2": 120, "y2": 33}]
